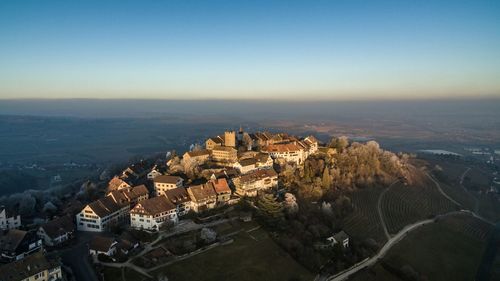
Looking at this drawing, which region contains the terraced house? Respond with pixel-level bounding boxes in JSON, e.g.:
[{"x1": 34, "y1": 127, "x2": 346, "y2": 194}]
[
  {"x1": 0, "y1": 251, "x2": 62, "y2": 281},
  {"x1": 234, "y1": 169, "x2": 279, "y2": 197},
  {"x1": 187, "y1": 183, "x2": 218, "y2": 212},
  {"x1": 76, "y1": 196, "x2": 129, "y2": 232},
  {"x1": 130, "y1": 196, "x2": 178, "y2": 231},
  {"x1": 154, "y1": 175, "x2": 184, "y2": 196},
  {"x1": 164, "y1": 187, "x2": 192, "y2": 216}
]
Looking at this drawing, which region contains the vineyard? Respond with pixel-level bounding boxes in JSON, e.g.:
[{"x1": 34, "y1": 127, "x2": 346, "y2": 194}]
[
  {"x1": 439, "y1": 213, "x2": 493, "y2": 241},
  {"x1": 438, "y1": 181, "x2": 477, "y2": 211},
  {"x1": 381, "y1": 181, "x2": 457, "y2": 234},
  {"x1": 342, "y1": 187, "x2": 387, "y2": 246}
]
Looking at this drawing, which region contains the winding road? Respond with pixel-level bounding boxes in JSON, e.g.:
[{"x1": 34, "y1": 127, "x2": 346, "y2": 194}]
[{"x1": 320, "y1": 172, "x2": 494, "y2": 281}]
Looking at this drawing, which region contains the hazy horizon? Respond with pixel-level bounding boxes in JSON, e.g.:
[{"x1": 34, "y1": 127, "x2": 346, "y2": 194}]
[{"x1": 1, "y1": 0, "x2": 500, "y2": 100}]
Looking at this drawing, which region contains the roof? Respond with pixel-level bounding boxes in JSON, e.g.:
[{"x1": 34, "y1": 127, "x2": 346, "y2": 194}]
[
  {"x1": 239, "y1": 158, "x2": 257, "y2": 167},
  {"x1": 0, "y1": 229, "x2": 27, "y2": 252},
  {"x1": 88, "y1": 196, "x2": 126, "y2": 218},
  {"x1": 0, "y1": 251, "x2": 60, "y2": 281},
  {"x1": 131, "y1": 196, "x2": 176, "y2": 216},
  {"x1": 208, "y1": 136, "x2": 224, "y2": 144},
  {"x1": 185, "y1": 149, "x2": 211, "y2": 158},
  {"x1": 40, "y1": 216, "x2": 75, "y2": 239},
  {"x1": 239, "y1": 169, "x2": 277, "y2": 184},
  {"x1": 304, "y1": 135, "x2": 319, "y2": 144},
  {"x1": 263, "y1": 143, "x2": 303, "y2": 153},
  {"x1": 333, "y1": 231, "x2": 349, "y2": 242},
  {"x1": 256, "y1": 153, "x2": 271, "y2": 163},
  {"x1": 187, "y1": 183, "x2": 217, "y2": 202},
  {"x1": 212, "y1": 146, "x2": 237, "y2": 152},
  {"x1": 164, "y1": 187, "x2": 191, "y2": 204},
  {"x1": 154, "y1": 175, "x2": 182, "y2": 184},
  {"x1": 89, "y1": 236, "x2": 116, "y2": 252},
  {"x1": 210, "y1": 178, "x2": 231, "y2": 194},
  {"x1": 108, "y1": 176, "x2": 130, "y2": 190},
  {"x1": 107, "y1": 184, "x2": 149, "y2": 204}
]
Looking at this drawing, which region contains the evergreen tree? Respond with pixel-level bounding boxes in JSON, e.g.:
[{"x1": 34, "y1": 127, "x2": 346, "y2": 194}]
[
  {"x1": 322, "y1": 167, "x2": 332, "y2": 189},
  {"x1": 257, "y1": 193, "x2": 284, "y2": 222}
]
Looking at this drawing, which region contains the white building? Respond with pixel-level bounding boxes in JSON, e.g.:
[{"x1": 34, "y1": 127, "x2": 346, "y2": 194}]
[
  {"x1": 327, "y1": 231, "x2": 350, "y2": 248},
  {"x1": 154, "y1": 175, "x2": 184, "y2": 196},
  {"x1": 76, "y1": 197, "x2": 129, "y2": 232},
  {"x1": 233, "y1": 169, "x2": 278, "y2": 197},
  {"x1": 262, "y1": 143, "x2": 307, "y2": 165},
  {"x1": 164, "y1": 187, "x2": 192, "y2": 216},
  {"x1": 147, "y1": 166, "x2": 163, "y2": 180},
  {"x1": 130, "y1": 196, "x2": 178, "y2": 231},
  {"x1": 0, "y1": 207, "x2": 21, "y2": 230}
]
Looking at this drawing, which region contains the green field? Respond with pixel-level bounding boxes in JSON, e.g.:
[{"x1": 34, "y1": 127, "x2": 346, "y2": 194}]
[
  {"x1": 152, "y1": 227, "x2": 314, "y2": 281},
  {"x1": 350, "y1": 215, "x2": 491, "y2": 281}
]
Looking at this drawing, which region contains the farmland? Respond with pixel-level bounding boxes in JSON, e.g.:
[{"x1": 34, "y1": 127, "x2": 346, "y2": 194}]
[
  {"x1": 342, "y1": 187, "x2": 387, "y2": 245},
  {"x1": 151, "y1": 227, "x2": 314, "y2": 281},
  {"x1": 381, "y1": 180, "x2": 458, "y2": 234},
  {"x1": 349, "y1": 214, "x2": 492, "y2": 281}
]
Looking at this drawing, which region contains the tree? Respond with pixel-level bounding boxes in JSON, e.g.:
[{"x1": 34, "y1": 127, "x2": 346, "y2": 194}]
[
  {"x1": 322, "y1": 167, "x2": 332, "y2": 189},
  {"x1": 257, "y1": 193, "x2": 284, "y2": 222}
]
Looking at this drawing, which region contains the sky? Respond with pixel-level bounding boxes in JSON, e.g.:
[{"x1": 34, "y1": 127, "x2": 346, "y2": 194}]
[{"x1": 0, "y1": 0, "x2": 499, "y2": 100}]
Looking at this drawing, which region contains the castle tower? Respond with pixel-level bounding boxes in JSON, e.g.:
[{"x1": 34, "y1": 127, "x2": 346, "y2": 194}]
[{"x1": 224, "y1": 131, "x2": 236, "y2": 147}]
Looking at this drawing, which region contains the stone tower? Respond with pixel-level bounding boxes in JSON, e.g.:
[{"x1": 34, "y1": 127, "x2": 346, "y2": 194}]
[{"x1": 224, "y1": 131, "x2": 236, "y2": 147}]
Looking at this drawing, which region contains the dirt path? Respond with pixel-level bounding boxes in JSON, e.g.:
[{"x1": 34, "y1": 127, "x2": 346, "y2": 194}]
[{"x1": 377, "y1": 181, "x2": 399, "y2": 240}]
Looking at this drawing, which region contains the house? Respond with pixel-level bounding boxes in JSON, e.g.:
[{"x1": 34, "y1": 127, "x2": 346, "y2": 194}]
[
  {"x1": 233, "y1": 169, "x2": 279, "y2": 197},
  {"x1": 154, "y1": 175, "x2": 184, "y2": 196},
  {"x1": 147, "y1": 165, "x2": 163, "y2": 180},
  {"x1": 0, "y1": 230, "x2": 42, "y2": 262},
  {"x1": 211, "y1": 146, "x2": 238, "y2": 163},
  {"x1": 205, "y1": 136, "x2": 224, "y2": 150},
  {"x1": 211, "y1": 178, "x2": 232, "y2": 205},
  {"x1": 327, "y1": 231, "x2": 350, "y2": 248},
  {"x1": 233, "y1": 158, "x2": 258, "y2": 174},
  {"x1": 302, "y1": 135, "x2": 319, "y2": 155},
  {"x1": 183, "y1": 149, "x2": 211, "y2": 163},
  {"x1": 121, "y1": 163, "x2": 149, "y2": 180},
  {"x1": 0, "y1": 251, "x2": 62, "y2": 281},
  {"x1": 261, "y1": 143, "x2": 306, "y2": 164},
  {"x1": 76, "y1": 196, "x2": 129, "y2": 232},
  {"x1": 107, "y1": 184, "x2": 149, "y2": 207},
  {"x1": 187, "y1": 183, "x2": 217, "y2": 212},
  {"x1": 255, "y1": 153, "x2": 274, "y2": 168},
  {"x1": 130, "y1": 196, "x2": 178, "y2": 231},
  {"x1": 89, "y1": 236, "x2": 117, "y2": 256},
  {"x1": 0, "y1": 206, "x2": 21, "y2": 230},
  {"x1": 164, "y1": 187, "x2": 192, "y2": 216},
  {"x1": 107, "y1": 176, "x2": 131, "y2": 191},
  {"x1": 37, "y1": 215, "x2": 75, "y2": 247}
]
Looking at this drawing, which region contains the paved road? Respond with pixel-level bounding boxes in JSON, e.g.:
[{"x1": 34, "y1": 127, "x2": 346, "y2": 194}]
[
  {"x1": 320, "y1": 173, "x2": 493, "y2": 281},
  {"x1": 59, "y1": 232, "x2": 100, "y2": 281}
]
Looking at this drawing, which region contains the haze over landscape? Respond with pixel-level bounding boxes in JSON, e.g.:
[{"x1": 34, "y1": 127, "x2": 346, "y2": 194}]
[{"x1": 0, "y1": 1, "x2": 499, "y2": 281}]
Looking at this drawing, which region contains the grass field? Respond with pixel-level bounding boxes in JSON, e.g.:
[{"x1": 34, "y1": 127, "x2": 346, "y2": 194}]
[
  {"x1": 350, "y1": 214, "x2": 491, "y2": 281},
  {"x1": 101, "y1": 266, "x2": 150, "y2": 281},
  {"x1": 342, "y1": 187, "x2": 387, "y2": 245},
  {"x1": 151, "y1": 227, "x2": 314, "y2": 281},
  {"x1": 381, "y1": 181, "x2": 457, "y2": 234}
]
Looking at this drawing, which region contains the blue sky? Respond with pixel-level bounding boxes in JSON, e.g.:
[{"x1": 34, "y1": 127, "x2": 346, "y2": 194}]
[{"x1": 0, "y1": 0, "x2": 499, "y2": 100}]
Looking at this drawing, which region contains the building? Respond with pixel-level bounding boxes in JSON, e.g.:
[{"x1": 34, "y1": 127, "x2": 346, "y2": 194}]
[
  {"x1": 0, "y1": 251, "x2": 62, "y2": 281},
  {"x1": 302, "y1": 135, "x2": 319, "y2": 155},
  {"x1": 262, "y1": 143, "x2": 306, "y2": 164},
  {"x1": 211, "y1": 146, "x2": 238, "y2": 163},
  {"x1": 130, "y1": 196, "x2": 178, "y2": 231},
  {"x1": 0, "y1": 230, "x2": 42, "y2": 262},
  {"x1": 147, "y1": 165, "x2": 163, "y2": 180},
  {"x1": 154, "y1": 175, "x2": 184, "y2": 196},
  {"x1": 187, "y1": 183, "x2": 217, "y2": 212},
  {"x1": 76, "y1": 197, "x2": 129, "y2": 232},
  {"x1": 233, "y1": 158, "x2": 258, "y2": 174},
  {"x1": 37, "y1": 216, "x2": 75, "y2": 247},
  {"x1": 89, "y1": 236, "x2": 117, "y2": 256},
  {"x1": 210, "y1": 178, "x2": 232, "y2": 205},
  {"x1": 164, "y1": 187, "x2": 192, "y2": 216},
  {"x1": 233, "y1": 169, "x2": 278, "y2": 197},
  {"x1": 205, "y1": 136, "x2": 224, "y2": 150},
  {"x1": 183, "y1": 149, "x2": 211, "y2": 163},
  {"x1": 327, "y1": 231, "x2": 350, "y2": 248},
  {"x1": 106, "y1": 184, "x2": 149, "y2": 207},
  {"x1": 107, "y1": 176, "x2": 131, "y2": 191},
  {"x1": 0, "y1": 207, "x2": 21, "y2": 230},
  {"x1": 255, "y1": 153, "x2": 274, "y2": 168},
  {"x1": 224, "y1": 131, "x2": 236, "y2": 147}
]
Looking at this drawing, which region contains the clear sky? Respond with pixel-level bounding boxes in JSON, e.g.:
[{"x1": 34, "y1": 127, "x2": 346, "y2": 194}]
[{"x1": 0, "y1": 0, "x2": 499, "y2": 100}]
